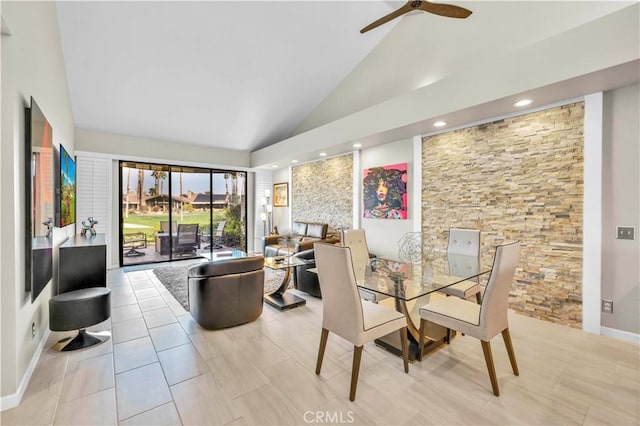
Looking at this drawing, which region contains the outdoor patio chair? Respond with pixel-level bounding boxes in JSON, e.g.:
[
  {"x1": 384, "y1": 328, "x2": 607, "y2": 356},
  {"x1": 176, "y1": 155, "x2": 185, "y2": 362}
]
[{"x1": 174, "y1": 223, "x2": 199, "y2": 256}]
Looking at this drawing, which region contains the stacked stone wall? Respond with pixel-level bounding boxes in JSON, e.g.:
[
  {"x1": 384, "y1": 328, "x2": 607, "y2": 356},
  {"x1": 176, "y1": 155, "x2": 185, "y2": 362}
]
[
  {"x1": 422, "y1": 102, "x2": 584, "y2": 327},
  {"x1": 292, "y1": 155, "x2": 353, "y2": 233}
]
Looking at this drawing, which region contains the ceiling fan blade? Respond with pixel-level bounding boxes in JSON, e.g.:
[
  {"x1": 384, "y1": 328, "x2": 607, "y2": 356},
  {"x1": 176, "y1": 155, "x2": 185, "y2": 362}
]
[
  {"x1": 360, "y1": 2, "x2": 414, "y2": 34},
  {"x1": 417, "y1": 1, "x2": 472, "y2": 19}
]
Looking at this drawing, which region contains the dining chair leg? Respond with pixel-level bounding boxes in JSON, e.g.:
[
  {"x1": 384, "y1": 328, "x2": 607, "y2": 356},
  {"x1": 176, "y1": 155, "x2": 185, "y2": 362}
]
[
  {"x1": 501, "y1": 328, "x2": 519, "y2": 376},
  {"x1": 315, "y1": 328, "x2": 329, "y2": 375},
  {"x1": 418, "y1": 319, "x2": 426, "y2": 361},
  {"x1": 475, "y1": 292, "x2": 482, "y2": 304},
  {"x1": 399, "y1": 327, "x2": 409, "y2": 373},
  {"x1": 445, "y1": 328, "x2": 451, "y2": 344},
  {"x1": 480, "y1": 340, "x2": 500, "y2": 396},
  {"x1": 349, "y1": 346, "x2": 364, "y2": 401}
]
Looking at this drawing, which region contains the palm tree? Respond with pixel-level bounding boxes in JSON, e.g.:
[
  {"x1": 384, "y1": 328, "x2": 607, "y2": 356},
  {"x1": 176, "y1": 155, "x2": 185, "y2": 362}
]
[
  {"x1": 151, "y1": 170, "x2": 167, "y2": 197},
  {"x1": 136, "y1": 169, "x2": 145, "y2": 212},
  {"x1": 125, "y1": 167, "x2": 131, "y2": 217}
]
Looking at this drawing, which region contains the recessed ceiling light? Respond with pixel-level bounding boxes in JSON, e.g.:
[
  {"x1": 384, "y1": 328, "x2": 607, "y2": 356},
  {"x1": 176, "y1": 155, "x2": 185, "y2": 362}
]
[
  {"x1": 291, "y1": 160, "x2": 298, "y2": 163},
  {"x1": 514, "y1": 99, "x2": 532, "y2": 107},
  {"x1": 433, "y1": 121, "x2": 447, "y2": 127},
  {"x1": 319, "y1": 152, "x2": 327, "y2": 157},
  {"x1": 271, "y1": 165, "x2": 278, "y2": 168},
  {"x1": 353, "y1": 143, "x2": 362, "y2": 148}
]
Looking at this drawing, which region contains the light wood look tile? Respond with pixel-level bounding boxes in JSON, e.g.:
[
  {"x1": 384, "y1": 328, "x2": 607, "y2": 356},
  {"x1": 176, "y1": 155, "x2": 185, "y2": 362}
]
[
  {"x1": 134, "y1": 287, "x2": 161, "y2": 300},
  {"x1": 206, "y1": 352, "x2": 270, "y2": 399},
  {"x1": 4, "y1": 266, "x2": 638, "y2": 426},
  {"x1": 232, "y1": 382, "x2": 303, "y2": 425},
  {"x1": 176, "y1": 313, "x2": 204, "y2": 335},
  {"x1": 138, "y1": 295, "x2": 169, "y2": 312},
  {"x1": 59, "y1": 353, "x2": 114, "y2": 403},
  {"x1": 142, "y1": 307, "x2": 178, "y2": 329},
  {"x1": 170, "y1": 372, "x2": 239, "y2": 425},
  {"x1": 53, "y1": 388, "x2": 117, "y2": 425},
  {"x1": 115, "y1": 362, "x2": 172, "y2": 421},
  {"x1": 149, "y1": 322, "x2": 191, "y2": 352},
  {"x1": 119, "y1": 402, "x2": 182, "y2": 425},
  {"x1": 112, "y1": 317, "x2": 149, "y2": 344},
  {"x1": 111, "y1": 303, "x2": 143, "y2": 323},
  {"x1": 110, "y1": 293, "x2": 139, "y2": 308},
  {"x1": 157, "y1": 343, "x2": 210, "y2": 386},
  {"x1": 131, "y1": 279, "x2": 156, "y2": 290},
  {"x1": 114, "y1": 336, "x2": 159, "y2": 374}
]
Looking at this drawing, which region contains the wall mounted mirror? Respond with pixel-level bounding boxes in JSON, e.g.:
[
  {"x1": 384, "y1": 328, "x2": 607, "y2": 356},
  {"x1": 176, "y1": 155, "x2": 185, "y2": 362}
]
[{"x1": 25, "y1": 96, "x2": 54, "y2": 301}]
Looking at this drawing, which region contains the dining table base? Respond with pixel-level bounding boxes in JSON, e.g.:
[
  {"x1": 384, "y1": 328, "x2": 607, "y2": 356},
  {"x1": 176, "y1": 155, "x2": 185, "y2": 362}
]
[{"x1": 375, "y1": 333, "x2": 448, "y2": 362}]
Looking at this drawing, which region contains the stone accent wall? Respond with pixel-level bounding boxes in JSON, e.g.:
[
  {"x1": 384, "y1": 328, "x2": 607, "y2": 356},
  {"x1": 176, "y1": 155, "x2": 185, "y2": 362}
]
[
  {"x1": 292, "y1": 154, "x2": 353, "y2": 233},
  {"x1": 422, "y1": 102, "x2": 584, "y2": 328}
]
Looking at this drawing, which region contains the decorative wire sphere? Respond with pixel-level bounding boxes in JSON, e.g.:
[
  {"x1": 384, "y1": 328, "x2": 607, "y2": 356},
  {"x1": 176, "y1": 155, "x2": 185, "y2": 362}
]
[
  {"x1": 398, "y1": 232, "x2": 423, "y2": 263},
  {"x1": 397, "y1": 232, "x2": 435, "y2": 263}
]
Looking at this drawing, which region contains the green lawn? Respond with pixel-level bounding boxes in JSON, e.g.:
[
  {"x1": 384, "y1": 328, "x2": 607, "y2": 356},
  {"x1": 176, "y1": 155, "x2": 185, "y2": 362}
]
[{"x1": 122, "y1": 211, "x2": 226, "y2": 236}]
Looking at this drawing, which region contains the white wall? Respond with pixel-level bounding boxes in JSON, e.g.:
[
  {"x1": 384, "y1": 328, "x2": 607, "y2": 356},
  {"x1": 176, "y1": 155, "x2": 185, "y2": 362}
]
[
  {"x1": 602, "y1": 82, "x2": 640, "y2": 335},
  {"x1": 1, "y1": 1, "x2": 75, "y2": 404},
  {"x1": 359, "y1": 139, "x2": 415, "y2": 260}
]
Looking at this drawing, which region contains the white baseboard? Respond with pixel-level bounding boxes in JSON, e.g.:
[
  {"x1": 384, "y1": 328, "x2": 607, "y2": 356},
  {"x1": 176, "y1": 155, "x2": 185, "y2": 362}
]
[
  {"x1": 0, "y1": 329, "x2": 51, "y2": 411},
  {"x1": 601, "y1": 326, "x2": 640, "y2": 344}
]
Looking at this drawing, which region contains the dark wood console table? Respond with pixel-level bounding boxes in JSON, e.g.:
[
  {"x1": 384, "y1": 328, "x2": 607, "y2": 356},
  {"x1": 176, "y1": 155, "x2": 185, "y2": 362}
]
[{"x1": 58, "y1": 234, "x2": 107, "y2": 294}]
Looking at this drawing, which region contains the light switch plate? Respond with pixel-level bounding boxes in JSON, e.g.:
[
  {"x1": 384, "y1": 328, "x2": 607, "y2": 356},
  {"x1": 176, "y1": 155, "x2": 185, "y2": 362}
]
[{"x1": 616, "y1": 226, "x2": 635, "y2": 240}]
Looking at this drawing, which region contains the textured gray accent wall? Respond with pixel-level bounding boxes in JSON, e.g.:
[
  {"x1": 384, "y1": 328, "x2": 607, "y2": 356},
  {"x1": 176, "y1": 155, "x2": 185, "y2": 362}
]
[
  {"x1": 292, "y1": 155, "x2": 353, "y2": 232},
  {"x1": 422, "y1": 103, "x2": 585, "y2": 328}
]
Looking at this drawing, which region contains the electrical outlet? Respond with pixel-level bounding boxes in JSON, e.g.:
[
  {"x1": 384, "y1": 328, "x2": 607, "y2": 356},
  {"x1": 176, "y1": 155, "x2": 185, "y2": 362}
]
[
  {"x1": 31, "y1": 322, "x2": 36, "y2": 338},
  {"x1": 601, "y1": 299, "x2": 613, "y2": 314},
  {"x1": 616, "y1": 226, "x2": 635, "y2": 240}
]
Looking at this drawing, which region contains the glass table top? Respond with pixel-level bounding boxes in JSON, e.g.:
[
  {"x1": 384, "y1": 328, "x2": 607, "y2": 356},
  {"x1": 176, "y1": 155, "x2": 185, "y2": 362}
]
[
  {"x1": 199, "y1": 249, "x2": 250, "y2": 262},
  {"x1": 263, "y1": 255, "x2": 307, "y2": 270},
  {"x1": 311, "y1": 252, "x2": 492, "y2": 302},
  {"x1": 358, "y1": 253, "x2": 491, "y2": 301}
]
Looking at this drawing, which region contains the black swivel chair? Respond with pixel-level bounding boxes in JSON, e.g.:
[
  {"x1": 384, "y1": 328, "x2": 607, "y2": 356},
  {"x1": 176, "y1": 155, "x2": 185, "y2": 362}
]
[{"x1": 49, "y1": 287, "x2": 111, "y2": 351}]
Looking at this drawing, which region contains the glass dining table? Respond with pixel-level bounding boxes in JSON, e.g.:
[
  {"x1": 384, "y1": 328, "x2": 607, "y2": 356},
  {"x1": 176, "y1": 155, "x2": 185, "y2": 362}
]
[{"x1": 318, "y1": 252, "x2": 492, "y2": 361}]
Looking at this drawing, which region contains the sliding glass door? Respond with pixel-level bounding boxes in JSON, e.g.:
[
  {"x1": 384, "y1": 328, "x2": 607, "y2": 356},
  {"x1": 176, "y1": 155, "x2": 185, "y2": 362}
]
[{"x1": 119, "y1": 161, "x2": 246, "y2": 266}]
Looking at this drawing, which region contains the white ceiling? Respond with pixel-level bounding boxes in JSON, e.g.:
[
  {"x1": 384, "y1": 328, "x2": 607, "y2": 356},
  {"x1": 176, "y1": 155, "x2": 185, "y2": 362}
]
[
  {"x1": 56, "y1": 1, "x2": 397, "y2": 151},
  {"x1": 56, "y1": 1, "x2": 637, "y2": 157}
]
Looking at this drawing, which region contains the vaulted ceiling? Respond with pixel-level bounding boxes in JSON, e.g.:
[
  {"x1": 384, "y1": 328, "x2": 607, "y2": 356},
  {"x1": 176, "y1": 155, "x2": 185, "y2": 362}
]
[{"x1": 56, "y1": 1, "x2": 638, "y2": 165}]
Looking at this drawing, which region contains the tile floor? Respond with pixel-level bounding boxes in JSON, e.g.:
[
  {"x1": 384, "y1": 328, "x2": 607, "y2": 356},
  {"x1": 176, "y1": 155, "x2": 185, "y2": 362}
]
[{"x1": 2, "y1": 266, "x2": 639, "y2": 425}]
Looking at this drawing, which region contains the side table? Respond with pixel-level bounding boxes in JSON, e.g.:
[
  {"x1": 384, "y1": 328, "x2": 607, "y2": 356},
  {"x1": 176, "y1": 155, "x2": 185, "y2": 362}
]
[{"x1": 263, "y1": 256, "x2": 307, "y2": 310}]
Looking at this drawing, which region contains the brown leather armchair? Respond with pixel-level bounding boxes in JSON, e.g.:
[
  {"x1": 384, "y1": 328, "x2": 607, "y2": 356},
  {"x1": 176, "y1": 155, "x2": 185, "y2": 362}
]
[{"x1": 187, "y1": 256, "x2": 264, "y2": 329}]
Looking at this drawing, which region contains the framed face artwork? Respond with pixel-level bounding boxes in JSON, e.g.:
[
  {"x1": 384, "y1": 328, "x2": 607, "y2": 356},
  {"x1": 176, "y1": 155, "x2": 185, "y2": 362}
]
[
  {"x1": 273, "y1": 182, "x2": 288, "y2": 207},
  {"x1": 362, "y1": 163, "x2": 407, "y2": 219}
]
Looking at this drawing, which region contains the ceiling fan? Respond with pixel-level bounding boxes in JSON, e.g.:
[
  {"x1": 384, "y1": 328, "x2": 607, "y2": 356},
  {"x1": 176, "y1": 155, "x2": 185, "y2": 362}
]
[{"x1": 361, "y1": 0, "x2": 472, "y2": 33}]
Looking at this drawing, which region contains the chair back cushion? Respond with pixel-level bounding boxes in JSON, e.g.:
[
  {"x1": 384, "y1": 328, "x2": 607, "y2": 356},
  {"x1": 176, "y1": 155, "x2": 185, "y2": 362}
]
[
  {"x1": 306, "y1": 223, "x2": 328, "y2": 239},
  {"x1": 340, "y1": 229, "x2": 370, "y2": 282},
  {"x1": 447, "y1": 228, "x2": 480, "y2": 256},
  {"x1": 479, "y1": 241, "x2": 520, "y2": 339},
  {"x1": 447, "y1": 253, "x2": 480, "y2": 280},
  {"x1": 314, "y1": 243, "x2": 364, "y2": 342},
  {"x1": 292, "y1": 222, "x2": 308, "y2": 237}
]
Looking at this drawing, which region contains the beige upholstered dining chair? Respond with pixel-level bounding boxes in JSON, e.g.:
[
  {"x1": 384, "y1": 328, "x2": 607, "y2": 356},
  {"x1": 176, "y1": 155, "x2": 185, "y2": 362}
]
[
  {"x1": 418, "y1": 241, "x2": 521, "y2": 396},
  {"x1": 440, "y1": 228, "x2": 483, "y2": 303},
  {"x1": 340, "y1": 229, "x2": 386, "y2": 302},
  {"x1": 314, "y1": 243, "x2": 409, "y2": 401}
]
